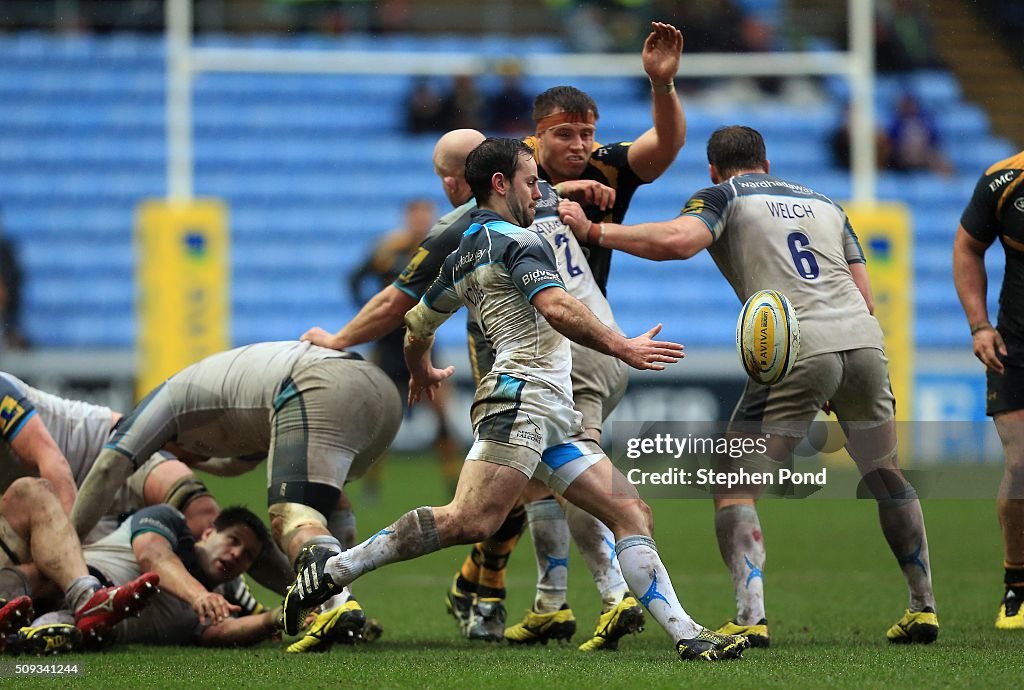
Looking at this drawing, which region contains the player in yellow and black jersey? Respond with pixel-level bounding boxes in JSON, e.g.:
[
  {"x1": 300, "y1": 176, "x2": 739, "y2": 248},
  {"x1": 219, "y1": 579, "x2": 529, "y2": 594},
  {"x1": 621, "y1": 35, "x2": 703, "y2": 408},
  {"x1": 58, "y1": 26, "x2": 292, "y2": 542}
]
[{"x1": 954, "y1": 150, "x2": 1024, "y2": 630}]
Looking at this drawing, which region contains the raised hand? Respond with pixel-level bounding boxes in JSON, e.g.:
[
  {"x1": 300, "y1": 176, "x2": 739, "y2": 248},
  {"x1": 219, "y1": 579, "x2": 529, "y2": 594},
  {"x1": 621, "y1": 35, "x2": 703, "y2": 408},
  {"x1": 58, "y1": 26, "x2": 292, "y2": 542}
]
[{"x1": 642, "y1": 22, "x2": 684, "y2": 86}]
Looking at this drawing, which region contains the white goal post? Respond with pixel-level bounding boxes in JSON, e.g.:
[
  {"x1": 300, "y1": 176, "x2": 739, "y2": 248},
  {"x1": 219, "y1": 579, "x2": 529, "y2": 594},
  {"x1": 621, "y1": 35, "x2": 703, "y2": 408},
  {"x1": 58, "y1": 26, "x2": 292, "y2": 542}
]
[{"x1": 165, "y1": 0, "x2": 878, "y2": 204}]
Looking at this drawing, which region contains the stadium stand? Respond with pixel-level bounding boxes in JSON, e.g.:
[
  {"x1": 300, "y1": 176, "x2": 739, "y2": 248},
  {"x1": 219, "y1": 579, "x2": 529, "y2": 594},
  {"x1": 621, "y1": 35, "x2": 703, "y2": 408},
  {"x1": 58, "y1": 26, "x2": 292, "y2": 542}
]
[{"x1": 0, "y1": 32, "x2": 1015, "y2": 352}]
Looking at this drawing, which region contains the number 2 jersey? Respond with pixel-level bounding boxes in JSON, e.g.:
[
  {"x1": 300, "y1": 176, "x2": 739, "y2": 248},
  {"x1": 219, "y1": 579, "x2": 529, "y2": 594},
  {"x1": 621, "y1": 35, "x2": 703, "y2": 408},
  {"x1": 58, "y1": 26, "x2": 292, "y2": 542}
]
[{"x1": 682, "y1": 172, "x2": 884, "y2": 359}]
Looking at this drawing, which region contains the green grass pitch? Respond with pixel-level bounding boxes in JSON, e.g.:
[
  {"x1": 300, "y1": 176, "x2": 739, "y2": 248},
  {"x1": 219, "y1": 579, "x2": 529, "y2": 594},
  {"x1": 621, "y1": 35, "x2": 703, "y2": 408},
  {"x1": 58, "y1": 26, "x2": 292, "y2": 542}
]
[{"x1": 11, "y1": 453, "x2": 1017, "y2": 688}]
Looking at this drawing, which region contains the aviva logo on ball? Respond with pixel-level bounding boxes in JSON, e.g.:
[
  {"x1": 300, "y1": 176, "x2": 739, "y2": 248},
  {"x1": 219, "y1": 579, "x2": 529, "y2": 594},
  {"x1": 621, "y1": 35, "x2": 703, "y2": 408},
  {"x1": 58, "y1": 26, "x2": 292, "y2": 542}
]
[{"x1": 736, "y1": 289, "x2": 801, "y2": 386}]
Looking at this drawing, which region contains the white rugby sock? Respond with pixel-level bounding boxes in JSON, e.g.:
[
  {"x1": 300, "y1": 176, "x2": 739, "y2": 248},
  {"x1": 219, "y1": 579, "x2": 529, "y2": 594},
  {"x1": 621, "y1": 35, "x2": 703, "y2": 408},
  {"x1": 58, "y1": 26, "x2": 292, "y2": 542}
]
[
  {"x1": 525, "y1": 499, "x2": 570, "y2": 613},
  {"x1": 616, "y1": 536, "x2": 702, "y2": 641},
  {"x1": 326, "y1": 507, "x2": 440, "y2": 587},
  {"x1": 715, "y1": 504, "x2": 767, "y2": 625},
  {"x1": 565, "y1": 502, "x2": 627, "y2": 611}
]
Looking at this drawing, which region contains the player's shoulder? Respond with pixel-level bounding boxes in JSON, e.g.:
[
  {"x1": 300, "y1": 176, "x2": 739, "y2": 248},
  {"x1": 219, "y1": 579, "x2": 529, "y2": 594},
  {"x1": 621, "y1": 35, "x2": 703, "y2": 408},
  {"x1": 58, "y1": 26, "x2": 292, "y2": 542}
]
[
  {"x1": 974, "y1": 150, "x2": 1024, "y2": 192},
  {"x1": 130, "y1": 504, "x2": 189, "y2": 539},
  {"x1": 0, "y1": 371, "x2": 29, "y2": 398}
]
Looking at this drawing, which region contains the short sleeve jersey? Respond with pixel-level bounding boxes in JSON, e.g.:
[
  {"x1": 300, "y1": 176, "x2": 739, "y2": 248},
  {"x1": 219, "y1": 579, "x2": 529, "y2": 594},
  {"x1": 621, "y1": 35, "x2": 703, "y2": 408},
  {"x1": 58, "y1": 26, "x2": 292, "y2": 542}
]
[
  {"x1": 422, "y1": 209, "x2": 571, "y2": 393},
  {"x1": 960, "y1": 151, "x2": 1024, "y2": 340},
  {"x1": 393, "y1": 200, "x2": 477, "y2": 300},
  {"x1": 526, "y1": 136, "x2": 646, "y2": 294},
  {"x1": 84, "y1": 504, "x2": 250, "y2": 645},
  {"x1": 683, "y1": 173, "x2": 884, "y2": 359},
  {"x1": 0, "y1": 372, "x2": 112, "y2": 490}
]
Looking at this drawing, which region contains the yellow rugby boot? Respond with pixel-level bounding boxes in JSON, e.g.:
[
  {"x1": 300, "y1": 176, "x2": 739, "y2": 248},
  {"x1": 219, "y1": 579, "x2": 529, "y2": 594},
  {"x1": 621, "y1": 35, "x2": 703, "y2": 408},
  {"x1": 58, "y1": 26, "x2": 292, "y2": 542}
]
[
  {"x1": 886, "y1": 607, "x2": 939, "y2": 644},
  {"x1": 504, "y1": 604, "x2": 576, "y2": 645},
  {"x1": 578, "y1": 595, "x2": 645, "y2": 652}
]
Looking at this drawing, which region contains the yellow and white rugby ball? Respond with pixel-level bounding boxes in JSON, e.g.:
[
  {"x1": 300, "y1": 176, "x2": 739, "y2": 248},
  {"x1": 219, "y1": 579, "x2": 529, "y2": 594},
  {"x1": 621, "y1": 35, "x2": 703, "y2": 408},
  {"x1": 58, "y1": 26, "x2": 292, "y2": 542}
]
[{"x1": 736, "y1": 289, "x2": 801, "y2": 386}]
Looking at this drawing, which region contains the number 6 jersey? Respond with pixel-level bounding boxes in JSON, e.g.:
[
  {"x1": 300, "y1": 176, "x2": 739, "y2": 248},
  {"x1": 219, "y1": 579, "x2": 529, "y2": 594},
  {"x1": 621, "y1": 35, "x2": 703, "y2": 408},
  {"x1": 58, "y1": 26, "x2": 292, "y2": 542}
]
[{"x1": 681, "y1": 172, "x2": 884, "y2": 358}]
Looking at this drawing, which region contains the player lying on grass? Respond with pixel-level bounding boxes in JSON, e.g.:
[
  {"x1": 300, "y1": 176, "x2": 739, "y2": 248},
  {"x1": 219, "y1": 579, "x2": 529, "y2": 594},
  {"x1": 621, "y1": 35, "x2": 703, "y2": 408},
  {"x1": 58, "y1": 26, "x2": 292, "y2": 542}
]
[
  {"x1": 64, "y1": 504, "x2": 282, "y2": 647},
  {"x1": 0, "y1": 477, "x2": 159, "y2": 655},
  {"x1": 69, "y1": 341, "x2": 403, "y2": 653},
  {"x1": 0, "y1": 370, "x2": 294, "y2": 593}
]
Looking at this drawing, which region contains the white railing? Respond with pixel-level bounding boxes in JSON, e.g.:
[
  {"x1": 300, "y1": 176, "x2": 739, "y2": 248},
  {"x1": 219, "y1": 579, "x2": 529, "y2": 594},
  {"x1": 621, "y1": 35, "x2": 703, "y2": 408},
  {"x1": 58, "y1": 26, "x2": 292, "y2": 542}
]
[{"x1": 165, "y1": 0, "x2": 878, "y2": 203}]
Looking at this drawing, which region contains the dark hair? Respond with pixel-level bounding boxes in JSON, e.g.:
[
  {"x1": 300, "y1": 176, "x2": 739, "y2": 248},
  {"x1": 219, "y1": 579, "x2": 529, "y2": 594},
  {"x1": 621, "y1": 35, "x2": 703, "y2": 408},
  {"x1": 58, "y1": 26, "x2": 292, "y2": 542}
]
[
  {"x1": 465, "y1": 137, "x2": 533, "y2": 205},
  {"x1": 532, "y1": 86, "x2": 599, "y2": 122},
  {"x1": 706, "y1": 126, "x2": 767, "y2": 177},
  {"x1": 214, "y1": 506, "x2": 271, "y2": 552}
]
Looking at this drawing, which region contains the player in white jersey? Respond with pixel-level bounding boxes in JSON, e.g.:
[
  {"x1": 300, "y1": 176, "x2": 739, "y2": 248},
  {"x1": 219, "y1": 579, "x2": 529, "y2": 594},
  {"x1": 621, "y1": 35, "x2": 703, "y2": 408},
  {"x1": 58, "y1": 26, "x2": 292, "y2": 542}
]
[
  {"x1": 302, "y1": 129, "x2": 640, "y2": 648},
  {"x1": 0, "y1": 372, "x2": 224, "y2": 543},
  {"x1": 283, "y1": 137, "x2": 749, "y2": 662},
  {"x1": 70, "y1": 340, "x2": 402, "y2": 652},
  {"x1": 560, "y1": 125, "x2": 939, "y2": 646}
]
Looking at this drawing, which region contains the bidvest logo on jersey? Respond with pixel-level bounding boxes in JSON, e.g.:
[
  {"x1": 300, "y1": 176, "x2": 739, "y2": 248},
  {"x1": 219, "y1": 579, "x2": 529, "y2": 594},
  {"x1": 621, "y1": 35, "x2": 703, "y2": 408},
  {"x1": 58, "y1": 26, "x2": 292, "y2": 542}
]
[
  {"x1": 522, "y1": 269, "x2": 560, "y2": 285},
  {"x1": 989, "y1": 170, "x2": 1017, "y2": 192}
]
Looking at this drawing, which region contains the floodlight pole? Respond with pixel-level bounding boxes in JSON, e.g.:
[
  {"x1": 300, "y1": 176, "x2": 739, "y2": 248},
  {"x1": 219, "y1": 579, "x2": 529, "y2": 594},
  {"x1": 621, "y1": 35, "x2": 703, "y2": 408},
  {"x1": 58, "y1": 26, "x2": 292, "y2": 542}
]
[
  {"x1": 848, "y1": 0, "x2": 877, "y2": 203},
  {"x1": 167, "y1": 0, "x2": 194, "y2": 201}
]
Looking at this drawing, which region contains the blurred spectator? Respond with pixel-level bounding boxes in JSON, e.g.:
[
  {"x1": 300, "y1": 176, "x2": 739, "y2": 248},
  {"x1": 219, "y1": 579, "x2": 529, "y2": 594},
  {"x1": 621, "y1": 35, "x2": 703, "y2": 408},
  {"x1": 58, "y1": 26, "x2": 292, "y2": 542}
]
[
  {"x1": 486, "y1": 60, "x2": 532, "y2": 136},
  {"x1": 652, "y1": 0, "x2": 745, "y2": 53},
  {"x1": 829, "y1": 106, "x2": 893, "y2": 171},
  {"x1": 439, "y1": 74, "x2": 486, "y2": 131},
  {"x1": 738, "y1": 16, "x2": 784, "y2": 96},
  {"x1": 875, "y1": 0, "x2": 941, "y2": 73},
  {"x1": 405, "y1": 77, "x2": 445, "y2": 134},
  {"x1": 543, "y1": 0, "x2": 650, "y2": 53},
  {"x1": 348, "y1": 198, "x2": 461, "y2": 497},
  {"x1": 0, "y1": 210, "x2": 27, "y2": 349},
  {"x1": 886, "y1": 93, "x2": 953, "y2": 174}
]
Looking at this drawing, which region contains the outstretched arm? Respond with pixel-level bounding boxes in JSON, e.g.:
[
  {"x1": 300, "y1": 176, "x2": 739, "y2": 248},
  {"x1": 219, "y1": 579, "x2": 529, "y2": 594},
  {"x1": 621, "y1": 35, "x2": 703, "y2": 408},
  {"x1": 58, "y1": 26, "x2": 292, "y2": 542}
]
[
  {"x1": 531, "y1": 287, "x2": 683, "y2": 370},
  {"x1": 954, "y1": 225, "x2": 1005, "y2": 373},
  {"x1": 199, "y1": 607, "x2": 283, "y2": 647},
  {"x1": 559, "y1": 200, "x2": 712, "y2": 261},
  {"x1": 133, "y1": 532, "x2": 239, "y2": 625},
  {"x1": 302, "y1": 284, "x2": 418, "y2": 350},
  {"x1": 628, "y1": 22, "x2": 686, "y2": 182}
]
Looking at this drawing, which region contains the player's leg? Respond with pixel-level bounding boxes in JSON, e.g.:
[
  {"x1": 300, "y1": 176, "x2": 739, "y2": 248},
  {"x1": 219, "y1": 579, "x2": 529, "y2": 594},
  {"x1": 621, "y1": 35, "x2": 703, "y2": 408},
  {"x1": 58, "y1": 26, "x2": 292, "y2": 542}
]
[
  {"x1": 993, "y1": 408, "x2": 1024, "y2": 629},
  {"x1": 271, "y1": 359, "x2": 402, "y2": 651},
  {"x1": 554, "y1": 449, "x2": 748, "y2": 661},
  {"x1": 713, "y1": 354, "x2": 840, "y2": 646},
  {"x1": 72, "y1": 383, "x2": 178, "y2": 538},
  {"x1": 0, "y1": 478, "x2": 158, "y2": 648},
  {"x1": 502, "y1": 480, "x2": 576, "y2": 644},
  {"x1": 283, "y1": 454, "x2": 532, "y2": 636},
  {"x1": 449, "y1": 327, "x2": 525, "y2": 637},
  {"x1": 834, "y1": 348, "x2": 937, "y2": 643},
  {"x1": 568, "y1": 365, "x2": 645, "y2": 652}
]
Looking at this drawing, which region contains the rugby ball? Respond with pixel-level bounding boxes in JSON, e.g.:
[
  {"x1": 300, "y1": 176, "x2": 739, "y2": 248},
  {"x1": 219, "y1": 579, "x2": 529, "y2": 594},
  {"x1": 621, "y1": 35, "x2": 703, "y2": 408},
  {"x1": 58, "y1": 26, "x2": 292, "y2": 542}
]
[{"x1": 736, "y1": 289, "x2": 801, "y2": 386}]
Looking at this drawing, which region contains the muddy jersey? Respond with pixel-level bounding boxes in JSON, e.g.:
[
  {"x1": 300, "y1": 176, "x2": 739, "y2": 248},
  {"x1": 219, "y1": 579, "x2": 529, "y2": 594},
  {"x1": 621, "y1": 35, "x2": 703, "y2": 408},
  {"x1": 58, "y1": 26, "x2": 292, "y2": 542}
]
[
  {"x1": 393, "y1": 200, "x2": 477, "y2": 301},
  {"x1": 0, "y1": 372, "x2": 112, "y2": 490},
  {"x1": 422, "y1": 209, "x2": 571, "y2": 394},
  {"x1": 526, "y1": 136, "x2": 646, "y2": 293},
  {"x1": 682, "y1": 172, "x2": 883, "y2": 359},
  {"x1": 123, "y1": 341, "x2": 357, "y2": 460},
  {"x1": 960, "y1": 150, "x2": 1024, "y2": 340},
  {"x1": 85, "y1": 504, "x2": 247, "y2": 645}
]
